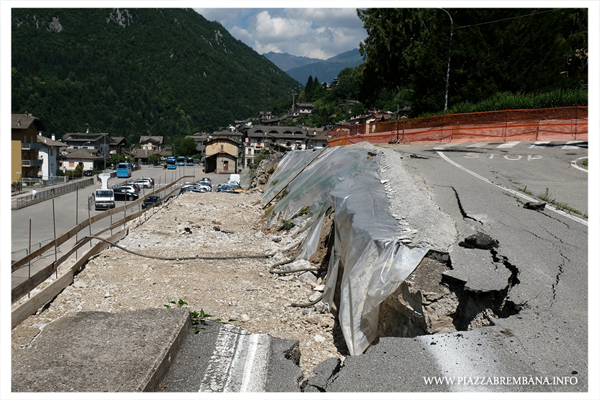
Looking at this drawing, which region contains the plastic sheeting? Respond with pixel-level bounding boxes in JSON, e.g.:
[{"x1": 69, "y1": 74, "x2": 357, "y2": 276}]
[
  {"x1": 261, "y1": 147, "x2": 372, "y2": 227},
  {"x1": 261, "y1": 147, "x2": 429, "y2": 355}
]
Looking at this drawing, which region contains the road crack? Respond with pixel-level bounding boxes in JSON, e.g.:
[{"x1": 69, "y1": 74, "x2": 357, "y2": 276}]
[{"x1": 452, "y1": 187, "x2": 482, "y2": 224}]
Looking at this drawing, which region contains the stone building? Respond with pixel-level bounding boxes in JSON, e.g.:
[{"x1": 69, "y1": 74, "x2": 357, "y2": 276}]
[{"x1": 204, "y1": 137, "x2": 239, "y2": 174}]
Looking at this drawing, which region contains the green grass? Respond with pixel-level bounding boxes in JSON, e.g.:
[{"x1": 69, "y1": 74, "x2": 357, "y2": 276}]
[
  {"x1": 537, "y1": 188, "x2": 585, "y2": 217},
  {"x1": 418, "y1": 88, "x2": 588, "y2": 118},
  {"x1": 582, "y1": 159, "x2": 588, "y2": 166},
  {"x1": 518, "y1": 186, "x2": 533, "y2": 195}
]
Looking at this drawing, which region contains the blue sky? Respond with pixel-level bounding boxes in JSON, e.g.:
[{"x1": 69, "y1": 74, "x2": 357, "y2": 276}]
[{"x1": 194, "y1": 8, "x2": 368, "y2": 60}]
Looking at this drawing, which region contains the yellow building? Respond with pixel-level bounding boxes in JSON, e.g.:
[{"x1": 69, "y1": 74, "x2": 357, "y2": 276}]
[
  {"x1": 11, "y1": 113, "x2": 45, "y2": 183},
  {"x1": 204, "y1": 137, "x2": 239, "y2": 173}
]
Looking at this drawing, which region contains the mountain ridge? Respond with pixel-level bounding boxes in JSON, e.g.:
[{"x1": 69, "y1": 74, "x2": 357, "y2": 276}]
[
  {"x1": 263, "y1": 51, "x2": 323, "y2": 72},
  {"x1": 11, "y1": 8, "x2": 299, "y2": 143},
  {"x1": 287, "y1": 48, "x2": 364, "y2": 84}
]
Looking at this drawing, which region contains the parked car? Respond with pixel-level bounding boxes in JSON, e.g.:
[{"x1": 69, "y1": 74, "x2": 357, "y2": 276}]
[
  {"x1": 141, "y1": 177, "x2": 155, "y2": 186},
  {"x1": 121, "y1": 183, "x2": 141, "y2": 192},
  {"x1": 134, "y1": 178, "x2": 153, "y2": 188},
  {"x1": 113, "y1": 187, "x2": 139, "y2": 201},
  {"x1": 197, "y1": 177, "x2": 212, "y2": 186},
  {"x1": 216, "y1": 183, "x2": 244, "y2": 193},
  {"x1": 142, "y1": 195, "x2": 161, "y2": 209},
  {"x1": 84, "y1": 170, "x2": 94, "y2": 177},
  {"x1": 180, "y1": 185, "x2": 211, "y2": 194}
]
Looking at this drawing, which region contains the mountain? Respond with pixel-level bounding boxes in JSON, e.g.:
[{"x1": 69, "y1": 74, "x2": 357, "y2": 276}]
[
  {"x1": 11, "y1": 8, "x2": 300, "y2": 143},
  {"x1": 263, "y1": 52, "x2": 323, "y2": 72},
  {"x1": 286, "y1": 48, "x2": 364, "y2": 85}
]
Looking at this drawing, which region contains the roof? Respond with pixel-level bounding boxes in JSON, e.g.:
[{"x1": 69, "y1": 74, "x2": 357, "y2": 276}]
[
  {"x1": 62, "y1": 148, "x2": 102, "y2": 160},
  {"x1": 247, "y1": 125, "x2": 309, "y2": 139},
  {"x1": 205, "y1": 137, "x2": 240, "y2": 146},
  {"x1": 111, "y1": 136, "x2": 126, "y2": 145},
  {"x1": 12, "y1": 113, "x2": 45, "y2": 131},
  {"x1": 309, "y1": 131, "x2": 329, "y2": 141},
  {"x1": 139, "y1": 136, "x2": 164, "y2": 144},
  {"x1": 37, "y1": 135, "x2": 68, "y2": 148},
  {"x1": 62, "y1": 133, "x2": 116, "y2": 144}
]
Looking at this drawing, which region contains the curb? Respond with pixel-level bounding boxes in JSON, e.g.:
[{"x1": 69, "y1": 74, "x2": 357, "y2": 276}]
[{"x1": 140, "y1": 309, "x2": 192, "y2": 392}]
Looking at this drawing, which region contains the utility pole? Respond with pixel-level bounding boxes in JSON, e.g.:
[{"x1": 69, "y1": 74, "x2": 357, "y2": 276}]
[{"x1": 439, "y1": 8, "x2": 453, "y2": 111}]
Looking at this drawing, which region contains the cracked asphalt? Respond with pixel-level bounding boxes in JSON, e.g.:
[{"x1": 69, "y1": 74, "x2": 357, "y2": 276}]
[{"x1": 313, "y1": 141, "x2": 589, "y2": 392}]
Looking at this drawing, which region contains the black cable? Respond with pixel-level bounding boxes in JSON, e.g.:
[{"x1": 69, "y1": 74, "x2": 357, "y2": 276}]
[{"x1": 82, "y1": 235, "x2": 277, "y2": 261}]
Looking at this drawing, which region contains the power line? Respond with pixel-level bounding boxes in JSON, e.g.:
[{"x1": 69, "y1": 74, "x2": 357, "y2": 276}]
[{"x1": 458, "y1": 9, "x2": 557, "y2": 29}]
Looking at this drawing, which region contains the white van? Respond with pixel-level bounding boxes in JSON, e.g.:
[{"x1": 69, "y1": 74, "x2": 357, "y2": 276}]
[
  {"x1": 228, "y1": 174, "x2": 241, "y2": 185},
  {"x1": 95, "y1": 174, "x2": 115, "y2": 211}
]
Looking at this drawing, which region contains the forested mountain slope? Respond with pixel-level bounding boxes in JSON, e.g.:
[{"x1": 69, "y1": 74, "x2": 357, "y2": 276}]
[{"x1": 11, "y1": 8, "x2": 299, "y2": 144}]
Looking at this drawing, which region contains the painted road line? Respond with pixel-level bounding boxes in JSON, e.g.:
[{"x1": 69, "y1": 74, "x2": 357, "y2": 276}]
[
  {"x1": 438, "y1": 151, "x2": 588, "y2": 226},
  {"x1": 467, "y1": 142, "x2": 488, "y2": 148},
  {"x1": 433, "y1": 143, "x2": 459, "y2": 150},
  {"x1": 200, "y1": 324, "x2": 270, "y2": 392},
  {"x1": 495, "y1": 141, "x2": 520, "y2": 149},
  {"x1": 571, "y1": 156, "x2": 588, "y2": 173},
  {"x1": 529, "y1": 141, "x2": 551, "y2": 148},
  {"x1": 199, "y1": 324, "x2": 240, "y2": 392},
  {"x1": 562, "y1": 141, "x2": 587, "y2": 150},
  {"x1": 224, "y1": 332, "x2": 270, "y2": 392}
]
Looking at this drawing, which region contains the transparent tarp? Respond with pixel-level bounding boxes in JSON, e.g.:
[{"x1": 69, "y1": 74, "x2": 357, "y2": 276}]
[{"x1": 262, "y1": 147, "x2": 428, "y2": 355}]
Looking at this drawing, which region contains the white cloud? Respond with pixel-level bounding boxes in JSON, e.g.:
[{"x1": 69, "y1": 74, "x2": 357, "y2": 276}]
[{"x1": 194, "y1": 8, "x2": 367, "y2": 59}]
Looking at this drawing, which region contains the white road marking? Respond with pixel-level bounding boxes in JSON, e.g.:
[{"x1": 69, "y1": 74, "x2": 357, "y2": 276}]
[
  {"x1": 529, "y1": 141, "x2": 551, "y2": 148},
  {"x1": 199, "y1": 324, "x2": 240, "y2": 392},
  {"x1": 466, "y1": 142, "x2": 488, "y2": 148},
  {"x1": 200, "y1": 324, "x2": 270, "y2": 392},
  {"x1": 437, "y1": 151, "x2": 588, "y2": 226},
  {"x1": 562, "y1": 141, "x2": 587, "y2": 150},
  {"x1": 495, "y1": 141, "x2": 520, "y2": 148},
  {"x1": 570, "y1": 156, "x2": 588, "y2": 173},
  {"x1": 433, "y1": 143, "x2": 459, "y2": 150},
  {"x1": 240, "y1": 334, "x2": 270, "y2": 391}
]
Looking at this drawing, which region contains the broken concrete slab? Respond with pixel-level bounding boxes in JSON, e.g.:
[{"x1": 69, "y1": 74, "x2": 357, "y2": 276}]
[
  {"x1": 161, "y1": 321, "x2": 303, "y2": 392},
  {"x1": 445, "y1": 245, "x2": 512, "y2": 293},
  {"x1": 303, "y1": 357, "x2": 341, "y2": 392},
  {"x1": 12, "y1": 308, "x2": 189, "y2": 392}
]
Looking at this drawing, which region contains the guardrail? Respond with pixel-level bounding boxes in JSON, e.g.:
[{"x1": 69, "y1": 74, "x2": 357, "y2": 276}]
[
  {"x1": 11, "y1": 175, "x2": 193, "y2": 314},
  {"x1": 11, "y1": 178, "x2": 96, "y2": 210}
]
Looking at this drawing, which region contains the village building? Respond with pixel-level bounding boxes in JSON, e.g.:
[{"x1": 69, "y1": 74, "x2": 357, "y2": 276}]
[{"x1": 204, "y1": 137, "x2": 239, "y2": 174}]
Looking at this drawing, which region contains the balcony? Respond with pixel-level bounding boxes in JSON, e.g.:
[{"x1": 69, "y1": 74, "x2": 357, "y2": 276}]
[
  {"x1": 22, "y1": 159, "x2": 43, "y2": 167},
  {"x1": 21, "y1": 143, "x2": 42, "y2": 150}
]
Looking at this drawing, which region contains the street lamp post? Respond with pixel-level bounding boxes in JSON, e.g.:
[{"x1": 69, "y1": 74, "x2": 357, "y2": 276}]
[
  {"x1": 439, "y1": 8, "x2": 453, "y2": 111},
  {"x1": 103, "y1": 133, "x2": 107, "y2": 171}
]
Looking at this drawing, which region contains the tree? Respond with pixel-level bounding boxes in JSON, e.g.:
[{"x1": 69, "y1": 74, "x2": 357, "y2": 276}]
[
  {"x1": 357, "y1": 8, "x2": 587, "y2": 115},
  {"x1": 148, "y1": 154, "x2": 159, "y2": 165},
  {"x1": 305, "y1": 76, "x2": 314, "y2": 98},
  {"x1": 173, "y1": 137, "x2": 198, "y2": 156}
]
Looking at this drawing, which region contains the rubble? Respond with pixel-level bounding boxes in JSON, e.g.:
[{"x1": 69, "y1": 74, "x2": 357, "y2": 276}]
[{"x1": 12, "y1": 190, "x2": 340, "y2": 378}]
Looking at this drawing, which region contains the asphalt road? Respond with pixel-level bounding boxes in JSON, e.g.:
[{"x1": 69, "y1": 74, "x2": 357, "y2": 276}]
[
  {"x1": 315, "y1": 140, "x2": 589, "y2": 392},
  {"x1": 10, "y1": 142, "x2": 592, "y2": 393},
  {"x1": 10, "y1": 164, "x2": 241, "y2": 290}
]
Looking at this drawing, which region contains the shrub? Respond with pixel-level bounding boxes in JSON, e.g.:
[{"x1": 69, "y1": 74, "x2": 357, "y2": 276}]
[{"x1": 280, "y1": 219, "x2": 295, "y2": 231}]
